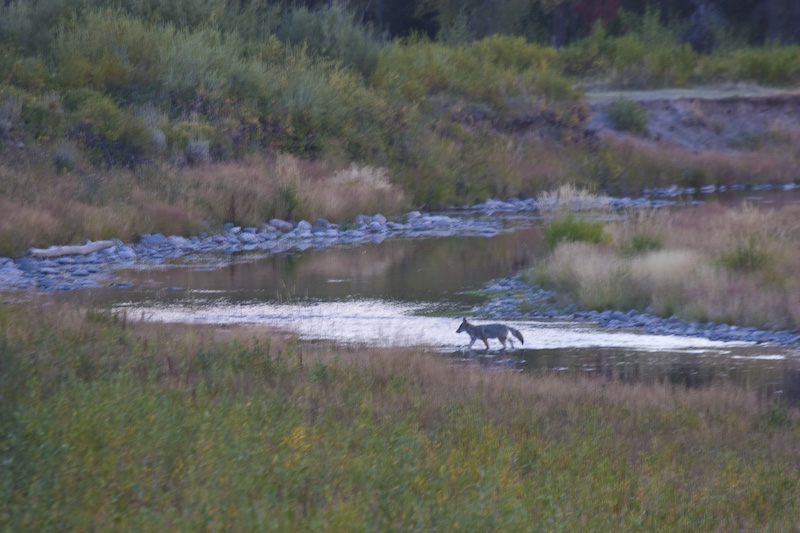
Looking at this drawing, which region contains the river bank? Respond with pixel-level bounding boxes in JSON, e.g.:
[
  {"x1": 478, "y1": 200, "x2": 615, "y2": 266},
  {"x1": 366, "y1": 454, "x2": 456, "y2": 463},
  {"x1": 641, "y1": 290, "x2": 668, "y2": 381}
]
[
  {"x1": 5, "y1": 182, "x2": 798, "y2": 294},
  {"x1": 3, "y1": 187, "x2": 799, "y2": 350}
]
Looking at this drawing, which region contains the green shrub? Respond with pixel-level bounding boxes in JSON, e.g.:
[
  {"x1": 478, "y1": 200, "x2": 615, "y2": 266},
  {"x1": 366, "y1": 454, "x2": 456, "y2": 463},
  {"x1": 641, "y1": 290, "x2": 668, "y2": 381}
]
[
  {"x1": 184, "y1": 138, "x2": 211, "y2": 165},
  {"x1": 9, "y1": 58, "x2": 52, "y2": 92},
  {"x1": 607, "y1": 97, "x2": 648, "y2": 134},
  {"x1": 620, "y1": 233, "x2": 664, "y2": 256},
  {"x1": 20, "y1": 93, "x2": 64, "y2": 142},
  {"x1": 54, "y1": 140, "x2": 79, "y2": 171},
  {"x1": 731, "y1": 46, "x2": 800, "y2": 85},
  {"x1": 167, "y1": 121, "x2": 215, "y2": 152},
  {"x1": 372, "y1": 35, "x2": 579, "y2": 112},
  {"x1": 72, "y1": 93, "x2": 151, "y2": 166},
  {"x1": 277, "y1": 5, "x2": 389, "y2": 78},
  {"x1": 544, "y1": 213, "x2": 610, "y2": 249},
  {"x1": 719, "y1": 237, "x2": 769, "y2": 272}
]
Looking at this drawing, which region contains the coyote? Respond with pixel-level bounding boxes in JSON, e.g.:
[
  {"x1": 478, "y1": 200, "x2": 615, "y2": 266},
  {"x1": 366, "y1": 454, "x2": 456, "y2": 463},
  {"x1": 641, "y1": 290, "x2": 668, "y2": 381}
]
[{"x1": 456, "y1": 318, "x2": 524, "y2": 350}]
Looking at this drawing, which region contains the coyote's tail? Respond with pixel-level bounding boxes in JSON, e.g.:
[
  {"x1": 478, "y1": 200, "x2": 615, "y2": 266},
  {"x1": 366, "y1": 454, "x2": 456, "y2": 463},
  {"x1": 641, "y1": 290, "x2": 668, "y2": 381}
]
[{"x1": 509, "y1": 327, "x2": 524, "y2": 345}]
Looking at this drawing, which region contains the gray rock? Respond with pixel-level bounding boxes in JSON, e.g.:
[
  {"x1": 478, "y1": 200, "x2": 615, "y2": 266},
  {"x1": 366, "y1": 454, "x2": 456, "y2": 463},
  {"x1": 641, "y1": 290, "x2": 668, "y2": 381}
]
[
  {"x1": 297, "y1": 220, "x2": 312, "y2": 230},
  {"x1": 372, "y1": 213, "x2": 387, "y2": 225},
  {"x1": 142, "y1": 233, "x2": 166, "y2": 246},
  {"x1": 269, "y1": 218, "x2": 294, "y2": 232},
  {"x1": 238, "y1": 232, "x2": 257, "y2": 244},
  {"x1": 15, "y1": 257, "x2": 39, "y2": 272},
  {"x1": 166, "y1": 235, "x2": 191, "y2": 248},
  {"x1": 117, "y1": 246, "x2": 136, "y2": 260}
]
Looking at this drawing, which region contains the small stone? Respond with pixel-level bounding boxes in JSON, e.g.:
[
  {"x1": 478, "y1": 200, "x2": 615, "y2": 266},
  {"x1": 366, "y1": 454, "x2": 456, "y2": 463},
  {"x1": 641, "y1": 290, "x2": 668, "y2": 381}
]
[
  {"x1": 269, "y1": 218, "x2": 294, "y2": 232},
  {"x1": 142, "y1": 233, "x2": 166, "y2": 246}
]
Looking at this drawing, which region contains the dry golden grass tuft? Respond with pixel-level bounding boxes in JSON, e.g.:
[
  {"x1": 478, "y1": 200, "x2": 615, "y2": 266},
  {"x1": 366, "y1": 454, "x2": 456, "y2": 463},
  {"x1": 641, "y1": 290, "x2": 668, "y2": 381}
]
[{"x1": 536, "y1": 182, "x2": 612, "y2": 211}]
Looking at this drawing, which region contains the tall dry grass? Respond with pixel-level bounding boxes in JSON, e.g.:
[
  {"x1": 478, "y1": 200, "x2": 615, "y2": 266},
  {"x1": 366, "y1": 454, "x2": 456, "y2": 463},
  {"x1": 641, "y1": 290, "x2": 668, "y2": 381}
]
[
  {"x1": 603, "y1": 137, "x2": 800, "y2": 192},
  {"x1": 533, "y1": 203, "x2": 800, "y2": 329},
  {"x1": 0, "y1": 153, "x2": 407, "y2": 256}
]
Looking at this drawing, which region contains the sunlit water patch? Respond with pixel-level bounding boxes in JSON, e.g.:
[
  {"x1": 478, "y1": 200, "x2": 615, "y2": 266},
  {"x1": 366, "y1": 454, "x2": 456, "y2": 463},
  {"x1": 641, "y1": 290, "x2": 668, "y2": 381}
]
[{"x1": 118, "y1": 297, "x2": 753, "y2": 353}]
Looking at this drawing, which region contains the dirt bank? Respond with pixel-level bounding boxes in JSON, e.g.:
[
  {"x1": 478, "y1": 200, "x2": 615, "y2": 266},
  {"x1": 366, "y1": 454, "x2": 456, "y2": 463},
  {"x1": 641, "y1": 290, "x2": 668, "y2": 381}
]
[{"x1": 585, "y1": 86, "x2": 800, "y2": 152}]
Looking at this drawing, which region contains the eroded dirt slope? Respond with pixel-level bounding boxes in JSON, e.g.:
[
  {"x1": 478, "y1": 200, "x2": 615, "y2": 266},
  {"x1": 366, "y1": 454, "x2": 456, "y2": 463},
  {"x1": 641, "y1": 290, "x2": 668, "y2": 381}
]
[{"x1": 586, "y1": 87, "x2": 800, "y2": 152}]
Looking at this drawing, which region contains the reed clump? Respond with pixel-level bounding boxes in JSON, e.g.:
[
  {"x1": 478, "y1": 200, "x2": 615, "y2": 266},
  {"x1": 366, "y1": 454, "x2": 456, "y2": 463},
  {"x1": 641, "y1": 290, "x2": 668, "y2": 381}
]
[{"x1": 1, "y1": 301, "x2": 799, "y2": 530}]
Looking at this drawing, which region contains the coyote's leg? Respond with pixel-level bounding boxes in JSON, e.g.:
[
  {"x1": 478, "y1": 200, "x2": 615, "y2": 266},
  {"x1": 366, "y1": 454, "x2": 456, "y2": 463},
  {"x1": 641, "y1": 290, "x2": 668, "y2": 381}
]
[{"x1": 482, "y1": 337, "x2": 490, "y2": 350}]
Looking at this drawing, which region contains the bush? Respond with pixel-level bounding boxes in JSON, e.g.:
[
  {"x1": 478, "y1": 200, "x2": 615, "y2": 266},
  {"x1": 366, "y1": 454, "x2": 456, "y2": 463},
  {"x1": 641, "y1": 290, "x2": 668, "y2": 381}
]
[
  {"x1": 54, "y1": 140, "x2": 79, "y2": 171},
  {"x1": 372, "y1": 35, "x2": 579, "y2": 112},
  {"x1": 544, "y1": 213, "x2": 610, "y2": 249},
  {"x1": 72, "y1": 93, "x2": 151, "y2": 166},
  {"x1": 184, "y1": 138, "x2": 211, "y2": 165},
  {"x1": 620, "y1": 233, "x2": 664, "y2": 256},
  {"x1": 719, "y1": 237, "x2": 769, "y2": 272},
  {"x1": 277, "y1": 5, "x2": 389, "y2": 78},
  {"x1": 606, "y1": 97, "x2": 648, "y2": 134}
]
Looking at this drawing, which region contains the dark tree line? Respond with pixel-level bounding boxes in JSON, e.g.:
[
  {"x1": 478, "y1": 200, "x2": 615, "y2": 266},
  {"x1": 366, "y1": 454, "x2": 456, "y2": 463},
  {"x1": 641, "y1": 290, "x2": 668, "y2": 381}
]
[{"x1": 248, "y1": 0, "x2": 800, "y2": 45}]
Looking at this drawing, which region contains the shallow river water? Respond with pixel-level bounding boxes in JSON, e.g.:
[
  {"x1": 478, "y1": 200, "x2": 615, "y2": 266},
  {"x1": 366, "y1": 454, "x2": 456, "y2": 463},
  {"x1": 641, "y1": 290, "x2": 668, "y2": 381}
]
[{"x1": 64, "y1": 218, "x2": 800, "y2": 400}]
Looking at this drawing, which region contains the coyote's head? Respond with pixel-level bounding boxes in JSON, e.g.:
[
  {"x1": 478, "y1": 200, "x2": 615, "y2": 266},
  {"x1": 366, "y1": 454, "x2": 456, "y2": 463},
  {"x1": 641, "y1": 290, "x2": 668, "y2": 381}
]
[{"x1": 456, "y1": 317, "x2": 471, "y2": 333}]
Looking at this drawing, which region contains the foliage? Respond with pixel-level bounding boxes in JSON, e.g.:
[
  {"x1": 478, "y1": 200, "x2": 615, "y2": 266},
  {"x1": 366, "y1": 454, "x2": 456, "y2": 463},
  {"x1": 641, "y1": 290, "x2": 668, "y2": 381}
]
[
  {"x1": 544, "y1": 213, "x2": 610, "y2": 249},
  {"x1": 606, "y1": 97, "x2": 648, "y2": 134},
  {"x1": 373, "y1": 35, "x2": 580, "y2": 111},
  {"x1": 619, "y1": 233, "x2": 664, "y2": 256},
  {"x1": 719, "y1": 236, "x2": 769, "y2": 272},
  {"x1": 1, "y1": 1, "x2": 800, "y2": 253},
  {"x1": 276, "y1": 5, "x2": 390, "y2": 78}
]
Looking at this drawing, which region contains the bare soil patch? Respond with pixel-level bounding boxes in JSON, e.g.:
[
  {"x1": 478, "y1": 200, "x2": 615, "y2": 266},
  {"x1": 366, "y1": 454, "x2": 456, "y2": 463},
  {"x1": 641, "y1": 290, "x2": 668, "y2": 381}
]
[{"x1": 586, "y1": 86, "x2": 800, "y2": 152}]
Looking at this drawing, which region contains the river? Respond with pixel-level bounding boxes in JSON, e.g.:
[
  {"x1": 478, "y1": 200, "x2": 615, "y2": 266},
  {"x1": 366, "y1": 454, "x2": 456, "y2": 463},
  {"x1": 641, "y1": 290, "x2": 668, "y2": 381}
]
[{"x1": 63, "y1": 215, "x2": 800, "y2": 401}]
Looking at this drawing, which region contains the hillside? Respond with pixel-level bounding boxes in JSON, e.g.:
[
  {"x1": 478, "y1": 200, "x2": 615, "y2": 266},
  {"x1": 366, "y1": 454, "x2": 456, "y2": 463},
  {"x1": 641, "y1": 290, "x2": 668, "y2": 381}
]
[{"x1": 2, "y1": 3, "x2": 800, "y2": 255}]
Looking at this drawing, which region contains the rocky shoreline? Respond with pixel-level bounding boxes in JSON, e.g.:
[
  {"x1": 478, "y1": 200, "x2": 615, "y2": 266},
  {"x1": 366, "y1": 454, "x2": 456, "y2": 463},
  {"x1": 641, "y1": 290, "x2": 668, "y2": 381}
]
[
  {"x1": 5, "y1": 182, "x2": 798, "y2": 293},
  {"x1": 463, "y1": 182, "x2": 798, "y2": 214},
  {"x1": 0, "y1": 211, "x2": 500, "y2": 292},
  {"x1": 475, "y1": 276, "x2": 800, "y2": 347}
]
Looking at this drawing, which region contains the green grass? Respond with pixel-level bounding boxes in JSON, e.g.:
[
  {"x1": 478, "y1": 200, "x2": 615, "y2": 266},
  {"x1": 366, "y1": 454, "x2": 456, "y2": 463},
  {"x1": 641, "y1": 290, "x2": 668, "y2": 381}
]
[
  {"x1": 544, "y1": 213, "x2": 611, "y2": 249},
  {"x1": 1, "y1": 302, "x2": 800, "y2": 530}
]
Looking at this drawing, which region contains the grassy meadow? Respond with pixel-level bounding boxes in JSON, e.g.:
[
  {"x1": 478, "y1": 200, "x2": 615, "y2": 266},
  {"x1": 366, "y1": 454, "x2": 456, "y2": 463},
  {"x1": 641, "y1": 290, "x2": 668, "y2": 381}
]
[{"x1": 2, "y1": 302, "x2": 800, "y2": 530}]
